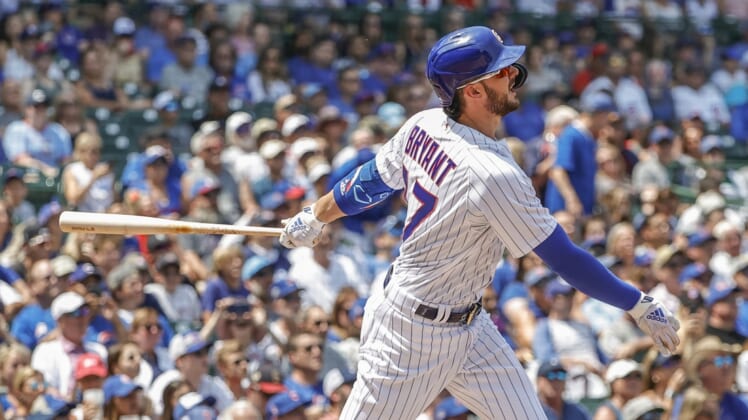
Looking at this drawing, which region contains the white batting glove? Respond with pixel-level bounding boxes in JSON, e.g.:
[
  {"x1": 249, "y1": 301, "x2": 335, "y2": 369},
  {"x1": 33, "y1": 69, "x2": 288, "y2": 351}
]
[
  {"x1": 627, "y1": 292, "x2": 681, "y2": 356},
  {"x1": 279, "y1": 205, "x2": 326, "y2": 248}
]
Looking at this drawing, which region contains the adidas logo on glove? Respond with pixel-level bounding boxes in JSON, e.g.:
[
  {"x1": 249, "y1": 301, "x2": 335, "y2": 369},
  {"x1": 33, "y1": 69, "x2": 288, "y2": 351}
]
[{"x1": 646, "y1": 308, "x2": 667, "y2": 323}]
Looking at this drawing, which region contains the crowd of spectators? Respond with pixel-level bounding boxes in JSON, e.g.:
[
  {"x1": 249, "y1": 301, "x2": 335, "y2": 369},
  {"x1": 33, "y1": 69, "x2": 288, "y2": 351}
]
[{"x1": 0, "y1": 0, "x2": 748, "y2": 419}]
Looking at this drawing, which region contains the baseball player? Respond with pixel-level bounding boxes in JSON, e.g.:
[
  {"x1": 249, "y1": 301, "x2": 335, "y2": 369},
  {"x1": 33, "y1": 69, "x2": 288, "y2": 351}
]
[{"x1": 280, "y1": 26, "x2": 680, "y2": 419}]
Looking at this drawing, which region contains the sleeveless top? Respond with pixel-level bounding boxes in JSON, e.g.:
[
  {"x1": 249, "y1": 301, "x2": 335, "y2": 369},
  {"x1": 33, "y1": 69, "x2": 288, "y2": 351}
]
[{"x1": 67, "y1": 161, "x2": 114, "y2": 212}]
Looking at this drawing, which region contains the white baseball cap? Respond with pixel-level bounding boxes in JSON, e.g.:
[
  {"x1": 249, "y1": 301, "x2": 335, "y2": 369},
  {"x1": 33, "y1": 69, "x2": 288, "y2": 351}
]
[
  {"x1": 281, "y1": 114, "x2": 311, "y2": 137},
  {"x1": 308, "y1": 161, "x2": 331, "y2": 184},
  {"x1": 290, "y1": 137, "x2": 319, "y2": 161},
  {"x1": 605, "y1": 359, "x2": 642, "y2": 384},
  {"x1": 259, "y1": 139, "x2": 287, "y2": 160},
  {"x1": 51, "y1": 292, "x2": 86, "y2": 321},
  {"x1": 169, "y1": 332, "x2": 210, "y2": 360}
]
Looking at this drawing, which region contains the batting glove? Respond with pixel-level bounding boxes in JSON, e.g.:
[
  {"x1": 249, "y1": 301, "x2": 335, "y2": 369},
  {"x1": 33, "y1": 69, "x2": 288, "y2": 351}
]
[
  {"x1": 627, "y1": 292, "x2": 681, "y2": 356},
  {"x1": 279, "y1": 205, "x2": 326, "y2": 248}
]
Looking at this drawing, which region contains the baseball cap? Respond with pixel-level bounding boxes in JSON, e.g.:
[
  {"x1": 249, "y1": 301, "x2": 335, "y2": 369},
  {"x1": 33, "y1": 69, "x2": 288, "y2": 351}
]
[
  {"x1": 226, "y1": 111, "x2": 253, "y2": 137},
  {"x1": 348, "y1": 297, "x2": 368, "y2": 321},
  {"x1": 301, "y1": 83, "x2": 325, "y2": 99},
  {"x1": 377, "y1": 102, "x2": 406, "y2": 131},
  {"x1": 74, "y1": 353, "x2": 107, "y2": 380},
  {"x1": 281, "y1": 114, "x2": 312, "y2": 137},
  {"x1": 544, "y1": 279, "x2": 574, "y2": 299},
  {"x1": 113, "y1": 17, "x2": 136, "y2": 36},
  {"x1": 241, "y1": 255, "x2": 276, "y2": 281},
  {"x1": 209, "y1": 76, "x2": 230, "y2": 92},
  {"x1": 269, "y1": 279, "x2": 303, "y2": 300},
  {"x1": 686, "y1": 335, "x2": 742, "y2": 378},
  {"x1": 37, "y1": 201, "x2": 62, "y2": 226},
  {"x1": 731, "y1": 254, "x2": 748, "y2": 277},
  {"x1": 51, "y1": 255, "x2": 77, "y2": 278},
  {"x1": 369, "y1": 42, "x2": 396, "y2": 61},
  {"x1": 28, "y1": 396, "x2": 76, "y2": 420},
  {"x1": 103, "y1": 375, "x2": 141, "y2": 403},
  {"x1": 265, "y1": 391, "x2": 313, "y2": 420},
  {"x1": 251, "y1": 118, "x2": 280, "y2": 143},
  {"x1": 26, "y1": 89, "x2": 50, "y2": 107},
  {"x1": 524, "y1": 267, "x2": 557, "y2": 287},
  {"x1": 353, "y1": 90, "x2": 377, "y2": 105},
  {"x1": 653, "y1": 245, "x2": 688, "y2": 270},
  {"x1": 155, "y1": 252, "x2": 180, "y2": 272},
  {"x1": 699, "y1": 135, "x2": 725, "y2": 154},
  {"x1": 605, "y1": 359, "x2": 642, "y2": 384},
  {"x1": 260, "y1": 191, "x2": 286, "y2": 211},
  {"x1": 4, "y1": 167, "x2": 24, "y2": 183},
  {"x1": 143, "y1": 145, "x2": 169, "y2": 166},
  {"x1": 621, "y1": 396, "x2": 664, "y2": 420},
  {"x1": 274, "y1": 94, "x2": 299, "y2": 113},
  {"x1": 153, "y1": 91, "x2": 178, "y2": 112},
  {"x1": 250, "y1": 363, "x2": 286, "y2": 395},
  {"x1": 695, "y1": 191, "x2": 726, "y2": 215},
  {"x1": 148, "y1": 234, "x2": 172, "y2": 253},
  {"x1": 648, "y1": 125, "x2": 674, "y2": 145},
  {"x1": 322, "y1": 368, "x2": 356, "y2": 399},
  {"x1": 687, "y1": 231, "x2": 715, "y2": 248},
  {"x1": 189, "y1": 177, "x2": 221, "y2": 200},
  {"x1": 51, "y1": 292, "x2": 86, "y2": 321},
  {"x1": 69, "y1": 263, "x2": 103, "y2": 283},
  {"x1": 169, "y1": 331, "x2": 210, "y2": 360},
  {"x1": 537, "y1": 359, "x2": 567, "y2": 379},
  {"x1": 259, "y1": 139, "x2": 287, "y2": 160},
  {"x1": 582, "y1": 93, "x2": 617, "y2": 114},
  {"x1": 173, "y1": 392, "x2": 218, "y2": 420},
  {"x1": 290, "y1": 137, "x2": 320, "y2": 161},
  {"x1": 106, "y1": 263, "x2": 139, "y2": 292},
  {"x1": 308, "y1": 161, "x2": 332, "y2": 184},
  {"x1": 705, "y1": 278, "x2": 739, "y2": 307},
  {"x1": 434, "y1": 397, "x2": 470, "y2": 420},
  {"x1": 678, "y1": 263, "x2": 711, "y2": 284}
]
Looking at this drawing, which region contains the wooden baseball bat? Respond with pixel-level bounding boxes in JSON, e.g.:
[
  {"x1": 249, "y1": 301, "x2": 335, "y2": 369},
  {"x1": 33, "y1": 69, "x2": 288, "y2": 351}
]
[{"x1": 59, "y1": 211, "x2": 283, "y2": 237}]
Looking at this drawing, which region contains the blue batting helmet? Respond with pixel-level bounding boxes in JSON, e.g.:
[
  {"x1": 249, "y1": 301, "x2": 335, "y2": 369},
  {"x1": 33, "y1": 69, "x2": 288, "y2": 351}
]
[{"x1": 427, "y1": 26, "x2": 528, "y2": 107}]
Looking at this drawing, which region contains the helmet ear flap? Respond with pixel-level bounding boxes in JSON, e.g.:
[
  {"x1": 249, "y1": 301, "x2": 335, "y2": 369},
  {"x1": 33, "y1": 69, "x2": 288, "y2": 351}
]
[{"x1": 511, "y1": 63, "x2": 528, "y2": 89}]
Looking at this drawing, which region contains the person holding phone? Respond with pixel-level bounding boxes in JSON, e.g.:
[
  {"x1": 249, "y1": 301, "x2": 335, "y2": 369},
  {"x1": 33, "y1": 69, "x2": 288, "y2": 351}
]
[
  {"x1": 61, "y1": 132, "x2": 115, "y2": 213},
  {"x1": 70, "y1": 353, "x2": 107, "y2": 420}
]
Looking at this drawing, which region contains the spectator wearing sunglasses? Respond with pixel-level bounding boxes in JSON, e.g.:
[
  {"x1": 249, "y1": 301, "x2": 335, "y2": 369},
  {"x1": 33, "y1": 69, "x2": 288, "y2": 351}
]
[
  {"x1": 130, "y1": 307, "x2": 171, "y2": 388},
  {"x1": 535, "y1": 359, "x2": 590, "y2": 420},
  {"x1": 1, "y1": 366, "x2": 47, "y2": 418},
  {"x1": 214, "y1": 339, "x2": 249, "y2": 400},
  {"x1": 148, "y1": 332, "x2": 232, "y2": 417},
  {"x1": 145, "y1": 252, "x2": 201, "y2": 329},
  {"x1": 30, "y1": 292, "x2": 107, "y2": 400},
  {"x1": 594, "y1": 359, "x2": 644, "y2": 420},
  {"x1": 284, "y1": 332, "x2": 327, "y2": 411},
  {"x1": 10, "y1": 259, "x2": 64, "y2": 349},
  {"x1": 671, "y1": 336, "x2": 748, "y2": 419}
]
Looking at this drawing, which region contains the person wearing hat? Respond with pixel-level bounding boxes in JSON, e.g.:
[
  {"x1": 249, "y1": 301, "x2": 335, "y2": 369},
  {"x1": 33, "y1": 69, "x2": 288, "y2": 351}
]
[
  {"x1": 10, "y1": 259, "x2": 64, "y2": 349},
  {"x1": 546, "y1": 92, "x2": 617, "y2": 218},
  {"x1": 320, "y1": 368, "x2": 356, "y2": 419},
  {"x1": 649, "y1": 245, "x2": 692, "y2": 315},
  {"x1": 218, "y1": 400, "x2": 262, "y2": 420},
  {"x1": 111, "y1": 16, "x2": 144, "y2": 89},
  {"x1": 671, "y1": 336, "x2": 748, "y2": 418},
  {"x1": 36, "y1": 200, "x2": 64, "y2": 251},
  {"x1": 316, "y1": 105, "x2": 348, "y2": 151},
  {"x1": 173, "y1": 392, "x2": 219, "y2": 420},
  {"x1": 620, "y1": 395, "x2": 665, "y2": 420},
  {"x1": 101, "y1": 374, "x2": 147, "y2": 419},
  {"x1": 160, "y1": 34, "x2": 212, "y2": 102},
  {"x1": 710, "y1": 220, "x2": 744, "y2": 280},
  {"x1": 2, "y1": 87, "x2": 71, "y2": 177},
  {"x1": 121, "y1": 127, "x2": 187, "y2": 192},
  {"x1": 281, "y1": 114, "x2": 313, "y2": 142},
  {"x1": 30, "y1": 291, "x2": 107, "y2": 399},
  {"x1": 431, "y1": 396, "x2": 471, "y2": 420},
  {"x1": 1, "y1": 166, "x2": 35, "y2": 227},
  {"x1": 672, "y1": 60, "x2": 730, "y2": 131},
  {"x1": 144, "y1": 252, "x2": 201, "y2": 326},
  {"x1": 535, "y1": 359, "x2": 590, "y2": 420},
  {"x1": 267, "y1": 278, "x2": 304, "y2": 342},
  {"x1": 148, "y1": 331, "x2": 233, "y2": 416},
  {"x1": 703, "y1": 278, "x2": 743, "y2": 345},
  {"x1": 632, "y1": 124, "x2": 675, "y2": 193},
  {"x1": 639, "y1": 348, "x2": 683, "y2": 413},
  {"x1": 254, "y1": 138, "x2": 291, "y2": 200},
  {"x1": 124, "y1": 144, "x2": 183, "y2": 218},
  {"x1": 265, "y1": 390, "x2": 313, "y2": 420},
  {"x1": 69, "y1": 353, "x2": 107, "y2": 420},
  {"x1": 246, "y1": 363, "x2": 286, "y2": 414},
  {"x1": 594, "y1": 359, "x2": 644, "y2": 420}
]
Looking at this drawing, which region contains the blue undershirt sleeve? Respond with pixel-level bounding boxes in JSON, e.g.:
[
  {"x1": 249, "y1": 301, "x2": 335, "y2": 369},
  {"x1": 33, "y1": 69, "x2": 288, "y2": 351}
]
[
  {"x1": 332, "y1": 159, "x2": 397, "y2": 216},
  {"x1": 533, "y1": 224, "x2": 640, "y2": 311}
]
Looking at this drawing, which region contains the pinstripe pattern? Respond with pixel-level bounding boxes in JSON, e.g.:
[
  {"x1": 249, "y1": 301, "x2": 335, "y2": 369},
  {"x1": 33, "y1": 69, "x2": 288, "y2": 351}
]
[{"x1": 342, "y1": 109, "x2": 556, "y2": 419}]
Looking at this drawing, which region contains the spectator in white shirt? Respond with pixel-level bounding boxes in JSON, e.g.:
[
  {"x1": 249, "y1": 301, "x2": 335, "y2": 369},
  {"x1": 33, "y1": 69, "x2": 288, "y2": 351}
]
[
  {"x1": 686, "y1": 0, "x2": 720, "y2": 35},
  {"x1": 144, "y1": 252, "x2": 201, "y2": 328},
  {"x1": 710, "y1": 48, "x2": 748, "y2": 105},
  {"x1": 148, "y1": 332, "x2": 233, "y2": 416},
  {"x1": 31, "y1": 292, "x2": 107, "y2": 400},
  {"x1": 672, "y1": 63, "x2": 731, "y2": 132}
]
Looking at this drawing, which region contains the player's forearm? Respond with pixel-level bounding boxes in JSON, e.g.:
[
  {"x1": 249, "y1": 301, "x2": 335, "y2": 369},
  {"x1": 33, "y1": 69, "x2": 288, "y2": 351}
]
[
  {"x1": 312, "y1": 191, "x2": 347, "y2": 223},
  {"x1": 534, "y1": 224, "x2": 641, "y2": 311}
]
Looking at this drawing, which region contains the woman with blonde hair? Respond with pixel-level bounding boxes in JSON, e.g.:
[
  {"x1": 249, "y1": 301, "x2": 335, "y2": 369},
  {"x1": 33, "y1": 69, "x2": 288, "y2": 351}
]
[
  {"x1": 1, "y1": 367, "x2": 46, "y2": 418},
  {"x1": 679, "y1": 386, "x2": 720, "y2": 420},
  {"x1": 61, "y1": 132, "x2": 115, "y2": 212},
  {"x1": 201, "y1": 245, "x2": 249, "y2": 323},
  {"x1": 0, "y1": 343, "x2": 31, "y2": 393}
]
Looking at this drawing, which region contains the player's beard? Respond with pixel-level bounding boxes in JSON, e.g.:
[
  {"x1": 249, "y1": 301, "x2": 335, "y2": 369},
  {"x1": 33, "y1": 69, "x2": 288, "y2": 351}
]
[{"x1": 482, "y1": 82, "x2": 520, "y2": 116}]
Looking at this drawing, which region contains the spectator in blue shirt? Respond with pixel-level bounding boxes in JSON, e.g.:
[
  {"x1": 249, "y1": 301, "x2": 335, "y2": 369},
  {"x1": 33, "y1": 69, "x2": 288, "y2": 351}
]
[
  {"x1": 121, "y1": 128, "x2": 186, "y2": 192},
  {"x1": 289, "y1": 36, "x2": 338, "y2": 97},
  {"x1": 10, "y1": 259, "x2": 64, "y2": 349},
  {"x1": 2, "y1": 89, "x2": 71, "y2": 176},
  {"x1": 283, "y1": 332, "x2": 327, "y2": 411},
  {"x1": 200, "y1": 246, "x2": 250, "y2": 322},
  {"x1": 536, "y1": 359, "x2": 591, "y2": 420}
]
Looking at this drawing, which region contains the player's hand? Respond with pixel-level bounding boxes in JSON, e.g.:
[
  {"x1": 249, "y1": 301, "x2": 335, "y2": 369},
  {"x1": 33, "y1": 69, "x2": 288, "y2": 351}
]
[
  {"x1": 279, "y1": 206, "x2": 326, "y2": 248},
  {"x1": 627, "y1": 292, "x2": 681, "y2": 356}
]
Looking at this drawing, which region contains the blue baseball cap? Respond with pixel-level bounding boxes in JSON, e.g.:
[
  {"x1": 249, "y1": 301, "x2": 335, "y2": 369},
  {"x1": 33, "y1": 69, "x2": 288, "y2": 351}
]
[
  {"x1": 269, "y1": 279, "x2": 303, "y2": 300},
  {"x1": 260, "y1": 191, "x2": 286, "y2": 210},
  {"x1": 705, "y1": 279, "x2": 739, "y2": 307},
  {"x1": 699, "y1": 135, "x2": 725, "y2": 154},
  {"x1": 678, "y1": 263, "x2": 711, "y2": 284},
  {"x1": 169, "y1": 331, "x2": 210, "y2": 360},
  {"x1": 37, "y1": 201, "x2": 62, "y2": 226},
  {"x1": 4, "y1": 167, "x2": 24, "y2": 183},
  {"x1": 27, "y1": 395, "x2": 76, "y2": 420},
  {"x1": 582, "y1": 93, "x2": 617, "y2": 114},
  {"x1": 434, "y1": 397, "x2": 470, "y2": 420},
  {"x1": 143, "y1": 145, "x2": 168, "y2": 166},
  {"x1": 544, "y1": 279, "x2": 574, "y2": 299},
  {"x1": 241, "y1": 255, "x2": 276, "y2": 281},
  {"x1": 173, "y1": 392, "x2": 217, "y2": 420},
  {"x1": 189, "y1": 177, "x2": 221, "y2": 200},
  {"x1": 348, "y1": 297, "x2": 368, "y2": 321},
  {"x1": 648, "y1": 125, "x2": 674, "y2": 145},
  {"x1": 266, "y1": 391, "x2": 313, "y2": 419},
  {"x1": 103, "y1": 375, "x2": 141, "y2": 403},
  {"x1": 687, "y1": 231, "x2": 716, "y2": 248},
  {"x1": 69, "y1": 263, "x2": 103, "y2": 283},
  {"x1": 537, "y1": 358, "x2": 567, "y2": 378}
]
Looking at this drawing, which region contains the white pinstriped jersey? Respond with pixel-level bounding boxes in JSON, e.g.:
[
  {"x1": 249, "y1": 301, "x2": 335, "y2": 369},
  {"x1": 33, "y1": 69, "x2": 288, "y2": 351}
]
[{"x1": 375, "y1": 108, "x2": 557, "y2": 306}]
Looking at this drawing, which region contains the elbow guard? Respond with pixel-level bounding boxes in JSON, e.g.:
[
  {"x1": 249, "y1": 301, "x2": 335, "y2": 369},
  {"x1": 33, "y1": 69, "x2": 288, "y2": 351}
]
[{"x1": 333, "y1": 159, "x2": 396, "y2": 216}]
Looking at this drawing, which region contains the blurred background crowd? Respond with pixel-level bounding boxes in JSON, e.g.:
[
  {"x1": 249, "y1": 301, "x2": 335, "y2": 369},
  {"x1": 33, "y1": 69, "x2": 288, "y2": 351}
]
[{"x1": 0, "y1": 0, "x2": 748, "y2": 419}]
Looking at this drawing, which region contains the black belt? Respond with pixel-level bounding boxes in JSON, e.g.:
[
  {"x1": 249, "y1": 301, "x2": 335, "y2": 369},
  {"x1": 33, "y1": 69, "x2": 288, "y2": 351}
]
[
  {"x1": 415, "y1": 302, "x2": 483, "y2": 325},
  {"x1": 383, "y1": 266, "x2": 482, "y2": 325}
]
